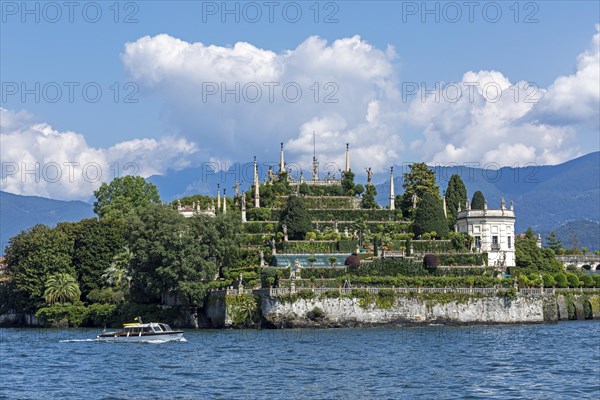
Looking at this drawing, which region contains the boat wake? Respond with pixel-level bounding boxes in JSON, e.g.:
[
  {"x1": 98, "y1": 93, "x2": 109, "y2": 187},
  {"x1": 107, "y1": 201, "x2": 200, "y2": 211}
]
[
  {"x1": 145, "y1": 337, "x2": 188, "y2": 344},
  {"x1": 59, "y1": 339, "x2": 98, "y2": 343}
]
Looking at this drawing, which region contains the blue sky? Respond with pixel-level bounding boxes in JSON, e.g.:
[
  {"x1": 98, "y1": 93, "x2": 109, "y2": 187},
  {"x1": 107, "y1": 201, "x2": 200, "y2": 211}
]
[{"x1": 1, "y1": 1, "x2": 599, "y2": 200}]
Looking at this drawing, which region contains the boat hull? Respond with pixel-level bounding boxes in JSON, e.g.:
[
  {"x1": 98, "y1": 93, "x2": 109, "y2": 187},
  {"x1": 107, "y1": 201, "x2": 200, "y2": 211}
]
[{"x1": 96, "y1": 331, "x2": 184, "y2": 343}]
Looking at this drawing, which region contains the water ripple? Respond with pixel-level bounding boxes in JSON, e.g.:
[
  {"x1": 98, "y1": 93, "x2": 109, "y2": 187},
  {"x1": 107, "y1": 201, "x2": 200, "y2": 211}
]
[{"x1": 1, "y1": 322, "x2": 599, "y2": 399}]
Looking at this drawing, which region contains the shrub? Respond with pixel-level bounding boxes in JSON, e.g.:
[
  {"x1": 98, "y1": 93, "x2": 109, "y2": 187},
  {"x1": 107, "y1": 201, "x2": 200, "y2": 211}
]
[
  {"x1": 423, "y1": 254, "x2": 439, "y2": 271},
  {"x1": 542, "y1": 273, "x2": 556, "y2": 287},
  {"x1": 87, "y1": 303, "x2": 117, "y2": 326},
  {"x1": 580, "y1": 274, "x2": 594, "y2": 288},
  {"x1": 35, "y1": 303, "x2": 89, "y2": 327},
  {"x1": 566, "y1": 273, "x2": 580, "y2": 288},
  {"x1": 345, "y1": 254, "x2": 361, "y2": 267},
  {"x1": 306, "y1": 307, "x2": 325, "y2": 321},
  {"x1": 554, "y1": 272, "x2": 568, "y2": 288}
]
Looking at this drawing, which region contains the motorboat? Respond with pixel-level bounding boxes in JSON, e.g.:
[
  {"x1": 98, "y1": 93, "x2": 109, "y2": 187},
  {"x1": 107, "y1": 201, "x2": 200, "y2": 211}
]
[{"x1": 96, "y1": 317, "x2": 184, "y2": 342}]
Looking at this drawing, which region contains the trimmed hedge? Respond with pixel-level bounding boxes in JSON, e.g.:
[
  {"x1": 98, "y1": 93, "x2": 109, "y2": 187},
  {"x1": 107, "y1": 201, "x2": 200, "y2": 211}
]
[
  {"x1": 277, "y1": 241, "x2": 338, "y2": 254},
  {"x1": 299, "y1": 267, "x2": 348, "y2": 279},
  {"x1": 438, "y1": 253, "x2": 487, "y2": 266},
  {"x1": 348, "y1": 258, "x2": 426, "y2": 276},
  {"x1": 412, "y1": 240, "x2": 454, "y2": 253},
  {"x1": 349, "y1": 275, "x2": 510, "y2": 288}
]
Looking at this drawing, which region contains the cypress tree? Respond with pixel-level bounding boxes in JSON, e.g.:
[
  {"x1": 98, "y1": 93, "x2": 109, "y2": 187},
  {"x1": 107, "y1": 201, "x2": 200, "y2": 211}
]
[
  {"x1": 546, "y1": 231, "x2": 563, "y2": 254},
  {"x1": 445, "y1": 174, "x2": 467, "y2": 229},
  {"x1": 412, "y1": 192, "x2": 449, "y2": 238},
  {"x1": 361, "y1": 184, "x2": 379, "y2": 209},
  {"x1": 279, "y1": 195, "x2": 312, "y2": 240},
  {"x1": 471, "y1": 191, "x2": 486, "y2": 210}
]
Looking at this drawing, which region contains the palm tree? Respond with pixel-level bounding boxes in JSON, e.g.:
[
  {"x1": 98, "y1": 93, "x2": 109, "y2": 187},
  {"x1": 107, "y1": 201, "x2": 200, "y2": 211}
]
[
  {"x1": 44, "y1": 273, "x2": 81, "y2": 305},
  {"x1": 103, "y1": 246, "x2": 132, "y2": 288}
]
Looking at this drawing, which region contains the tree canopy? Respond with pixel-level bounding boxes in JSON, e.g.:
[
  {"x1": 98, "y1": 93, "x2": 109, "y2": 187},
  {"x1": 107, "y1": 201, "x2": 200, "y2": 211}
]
[
  {"x1": 515, "y1": 228, "x2": 562, "y2": 273},
  {"x1": 126, "y1": 204, "x2": 218, "y2": 307},
  {"x1": 361, "y1": 184, "x2": 379, "y2": 209},
  {"x1": 400, "y1": 163, "x2": 440, "y2": 217},
  {"x1": 279, "y1": 195, "x2": 312, "y2": 240},
  {"x1": 546, "y1": 231, "x2": 564, "y2": 254},
  {"x1": 93, "y1": 176, "x2": 161, "y2": 219},
  {"x1": 412, "y1": 192, "x2": 449, "y2": 239},
  {"x1": 5, "y1": 224, "x2": 75, "y2": 311},
  {"x1": 471, "y1": 191, "x2": 486, "y2": 210},
  {"x1": 445, "y1": 174, "x2": 467, "y2": 229}
]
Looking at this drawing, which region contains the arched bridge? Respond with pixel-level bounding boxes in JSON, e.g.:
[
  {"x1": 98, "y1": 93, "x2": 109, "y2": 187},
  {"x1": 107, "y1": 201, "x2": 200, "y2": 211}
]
[{"x1": 557, "y1": 255, "x2": 600, "y2": 271}]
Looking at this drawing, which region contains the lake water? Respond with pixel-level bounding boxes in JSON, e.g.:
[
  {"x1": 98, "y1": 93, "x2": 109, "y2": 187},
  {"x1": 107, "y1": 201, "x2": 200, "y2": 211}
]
[{"x1": 1, "y1": 321, "x2": 599, "y2": 399}]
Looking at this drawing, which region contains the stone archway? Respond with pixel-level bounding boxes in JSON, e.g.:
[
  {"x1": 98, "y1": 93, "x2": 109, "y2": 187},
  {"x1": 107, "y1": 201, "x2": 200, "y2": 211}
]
[
  {"x1": 596, "y1": 264, "x2": 600, "y2": 271},
  {"x1": 582, "y1": 264, "x2": 591, "y2": 271}
]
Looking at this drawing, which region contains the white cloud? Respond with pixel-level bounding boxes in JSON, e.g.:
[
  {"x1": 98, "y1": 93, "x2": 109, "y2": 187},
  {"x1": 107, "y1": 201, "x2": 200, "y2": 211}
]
[
  {"x1": 9, "y1": 30, "x2": 595, "y2": 201},
  {"x1": 405, "y1": 67, "x2": 587, "y2": 166},
  {"x1": 531, "y1": 25, "x2": 600, "y2": 124},
  {"x1": 123, "y1": 31, "x2": 598, "y2": 173},
  {"x1": 122, "y1": 34, "x2": 403, "y2": 174},
  {"x1": 0, "y1": 108, "x2": 198, "y2": 200}
]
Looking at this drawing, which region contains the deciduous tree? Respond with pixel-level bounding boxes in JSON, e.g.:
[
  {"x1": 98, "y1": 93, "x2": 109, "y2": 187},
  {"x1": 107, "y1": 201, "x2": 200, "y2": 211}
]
[
  {"x1": 400, "y1": 163, "x2": 440, "y2": 218},
  {"x1": 93, "y1": 176, "x2": 160, "y2": 219},
  {"x1": 126, "y1": 204, "x2": 216, "y2": 307},
  {"x1": 4, "y1": 224, "x2": 74, "y2": 311}
]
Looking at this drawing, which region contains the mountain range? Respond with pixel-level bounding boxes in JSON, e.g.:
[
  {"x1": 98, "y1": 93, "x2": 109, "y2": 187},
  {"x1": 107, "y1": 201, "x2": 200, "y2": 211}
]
[
  {"x1": 1, "y1": 152, "x2": 598, "y2": 253},
  {"x1": 0, "y1": 191, "x2": 94, "y2": 253}
]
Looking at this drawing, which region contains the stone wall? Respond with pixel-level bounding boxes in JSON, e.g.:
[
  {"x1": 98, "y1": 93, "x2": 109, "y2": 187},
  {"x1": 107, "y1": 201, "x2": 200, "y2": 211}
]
[
  {"x1": 201, "y1": 292, "x2": 600, "y2": 328},
  {"x1": 260, "y1": 295, "x2": 548, "y2": 328}
]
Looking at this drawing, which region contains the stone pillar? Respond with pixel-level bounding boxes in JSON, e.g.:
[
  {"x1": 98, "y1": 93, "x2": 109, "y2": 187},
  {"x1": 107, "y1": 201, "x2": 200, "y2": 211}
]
[
  {"x1": 442, "y1": 194, "x2": 447, "y2": 218},
  {"x1": 223, "y1": 189, "x2": 227, "y2": 214},
  {"x1": 217, "y1": 184, "x2": 221, "y2": 210},
  {"x1": 241, "y1": 195, "x2": 247, "y2": 222},
  {"x1": 279, "y1": 143, "x2": 286, "y2": 173},
  {"x1": 253, "y1": 156, "x2": 260, "y2": 208},
  {"x1": 389, "y1": 166, "x2": 395, "y2": 210},
  {"x1": 345, "y1": 143, "x2": 350, "y2": 172}
]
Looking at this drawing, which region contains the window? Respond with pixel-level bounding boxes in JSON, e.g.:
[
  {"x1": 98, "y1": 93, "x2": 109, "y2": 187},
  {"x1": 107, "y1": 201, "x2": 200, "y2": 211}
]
[
  {"x1": 492, "y1": 236, "x2": 499, "y2": 250},
  {"x1": 508, "y1": 236, "x2": 512, "y2": 249},
  {"x1": 475, "y1": 236, "x2": 481, "y2": 249}
]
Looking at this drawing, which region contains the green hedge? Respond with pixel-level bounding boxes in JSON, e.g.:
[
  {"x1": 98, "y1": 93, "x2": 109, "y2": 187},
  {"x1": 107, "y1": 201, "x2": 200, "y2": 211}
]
[
  {"x1": 348, "y1": 258, "x2": 426, "y2": 276},
  {"x1": 411, "y1": 240, "x2": 454, "y2": 253},
  {"x1": 277, "y1": 241, "x2": 338, "y2": 253},
  {"x1": 438, "y1": 253, "x2": 487, "y2": 266},
  {"x1": 338, "y1": 240, "x2": 360, "y2": 252},
  {"x1": 349, "y1": 275, "x2": 510, "y2": 288},
  {"x1": 307, "y1": 209, "x2": 397, "y2": 221},
  {"x1": 299, "y1": 267, "x2": 348, "y2": 279},
  {"x1": 280, "y1": 196, "x2": 359, "y2": 210},
  {"x1": 261, "y1": 267, "x2": 290, "y2": 287}
]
